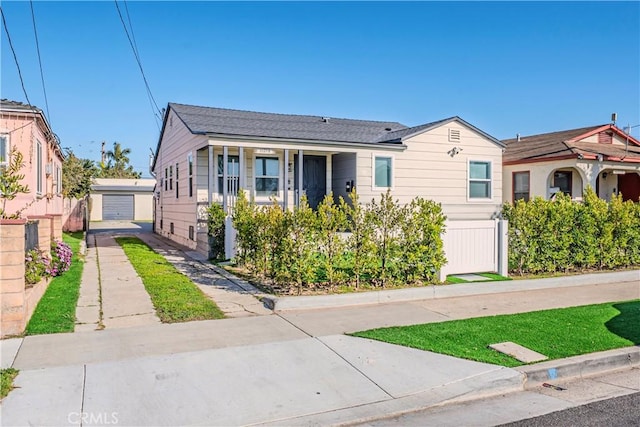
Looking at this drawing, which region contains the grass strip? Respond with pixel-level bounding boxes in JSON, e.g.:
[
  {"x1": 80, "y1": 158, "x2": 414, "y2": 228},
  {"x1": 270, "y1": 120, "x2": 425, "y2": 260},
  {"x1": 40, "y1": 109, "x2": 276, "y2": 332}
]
[
  {"x1": 352, "y1": 300, "x2": 640, "y2": 367},
  {"x1": 26, "y1": 232, "x2": 85, "y2": 335},
  {"x1": 0, "y1": 368, "x2": 18, "y2": 399},
  {"x1": 116, "y1": 237, "x2": 224, "y2": 322}
]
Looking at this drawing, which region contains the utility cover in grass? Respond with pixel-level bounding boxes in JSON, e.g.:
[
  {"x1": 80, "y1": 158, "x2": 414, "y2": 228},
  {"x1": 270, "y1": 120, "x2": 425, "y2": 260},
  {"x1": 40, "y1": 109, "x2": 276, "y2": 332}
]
[
  {"x1": 489, "y1": 342, "x2": 548, "y2": 363},
  {"x1": 452, "y1": 274, "x2": 489, "y2": 282}
]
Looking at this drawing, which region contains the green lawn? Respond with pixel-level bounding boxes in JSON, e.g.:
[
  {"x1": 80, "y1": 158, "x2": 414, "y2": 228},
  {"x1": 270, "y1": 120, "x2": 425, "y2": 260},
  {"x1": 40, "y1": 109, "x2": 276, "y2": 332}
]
[
  {"x1": 116, "y1": 237, "x2": 224, "y2": 322},
  {"x1": 352, "y1": 300, "x2": 640, "y2": 367},
  {"x1": 1, "y1": 368, "x2": 18, "y2": 399},
  {"x1": 446, "y1": 272, "x2": 512, "y2": 284},
  {"x1": 26, "y1": 232, "x2": 85, "y2": 335}
]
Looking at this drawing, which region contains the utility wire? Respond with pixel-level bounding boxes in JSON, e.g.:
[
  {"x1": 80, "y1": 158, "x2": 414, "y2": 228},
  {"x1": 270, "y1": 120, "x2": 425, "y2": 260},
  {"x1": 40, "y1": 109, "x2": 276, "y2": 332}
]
[
  {"x1": 1, "y1": 6, "x2": 33, "y2": 107},
  {"x1": 30, "y1": 0, "x2": 51, "y2": 124},
  {"x1": 114, "y1": 0, "x2": 162, "y2": 129}
]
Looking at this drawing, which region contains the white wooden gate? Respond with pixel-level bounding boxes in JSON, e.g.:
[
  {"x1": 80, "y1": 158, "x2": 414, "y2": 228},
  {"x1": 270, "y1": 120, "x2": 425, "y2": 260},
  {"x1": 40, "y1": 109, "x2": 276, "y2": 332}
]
[{"x1": 439, "y1": 219, "x2": 508, "y2": 281}]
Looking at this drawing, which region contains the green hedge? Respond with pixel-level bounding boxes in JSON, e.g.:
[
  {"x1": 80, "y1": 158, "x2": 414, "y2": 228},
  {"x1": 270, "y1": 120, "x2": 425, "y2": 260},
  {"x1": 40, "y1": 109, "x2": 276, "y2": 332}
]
[
  {"x1": 221, "y1": 190, "x2": 446, "y2": 293},
  {"x1": 502, "y1": 188, "x2": 640, "y2": 275}
]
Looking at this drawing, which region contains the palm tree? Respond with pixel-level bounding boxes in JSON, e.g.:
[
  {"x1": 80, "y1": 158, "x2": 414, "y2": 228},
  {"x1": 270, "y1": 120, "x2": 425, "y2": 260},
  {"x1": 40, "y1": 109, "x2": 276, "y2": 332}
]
[{"x1": 102, "y1": 142, "x2": 140, "y2": 178}]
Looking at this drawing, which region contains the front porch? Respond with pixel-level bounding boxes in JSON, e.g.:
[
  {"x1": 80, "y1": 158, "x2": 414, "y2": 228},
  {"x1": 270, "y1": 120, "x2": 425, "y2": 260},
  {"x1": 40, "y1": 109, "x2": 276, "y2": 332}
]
[{"x1": 193, "y1": 145, "x2": 358, "y2": 256}]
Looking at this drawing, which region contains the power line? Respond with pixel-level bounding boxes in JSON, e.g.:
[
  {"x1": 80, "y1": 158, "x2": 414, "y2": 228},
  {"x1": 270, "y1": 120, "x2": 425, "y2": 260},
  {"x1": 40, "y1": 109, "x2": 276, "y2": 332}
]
[
  {"x1": 113, "y1": 0, "x2": 162, "y2": 130},
  {"x1": 0, "y1": 6, "x2": 33, "y2": 107},
  {"x1": 30, "y1": 0, "x2": 51, "y2": 124}
]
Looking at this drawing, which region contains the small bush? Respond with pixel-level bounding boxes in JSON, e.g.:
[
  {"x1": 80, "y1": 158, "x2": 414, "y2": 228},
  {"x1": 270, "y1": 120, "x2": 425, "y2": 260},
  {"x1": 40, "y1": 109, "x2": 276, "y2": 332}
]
[
  {"x1": 206, "y1": 203, "x2": 226, "y2": 260},
  {"x1": 49, "y1": 239, "x2": 72, "y2": 277},
  {"x1": 25, "y1": 249, "x2": 50, "y2": 285}
]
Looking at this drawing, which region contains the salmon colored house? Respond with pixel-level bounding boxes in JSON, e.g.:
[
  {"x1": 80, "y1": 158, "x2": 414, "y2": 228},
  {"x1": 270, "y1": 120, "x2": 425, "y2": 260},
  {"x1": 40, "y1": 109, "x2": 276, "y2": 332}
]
[
  {"x1": 502, "y1": 123, "x2": 640, "y2": 203},
  {"x1": 0, "y1": 99, "x2": 65, "y2": 222}
]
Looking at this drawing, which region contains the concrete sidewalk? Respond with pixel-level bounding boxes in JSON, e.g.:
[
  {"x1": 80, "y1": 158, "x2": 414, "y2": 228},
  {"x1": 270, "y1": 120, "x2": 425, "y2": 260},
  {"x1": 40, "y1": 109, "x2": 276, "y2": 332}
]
[{"x1": 2, "y1": 223, "x2": 638, "y2": 426}]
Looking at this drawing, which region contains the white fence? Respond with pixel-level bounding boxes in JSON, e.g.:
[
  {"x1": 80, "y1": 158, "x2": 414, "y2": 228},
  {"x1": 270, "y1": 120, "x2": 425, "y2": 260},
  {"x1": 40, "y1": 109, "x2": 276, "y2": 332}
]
[{"x1": 439, "y1": 219, "x2": 508, "y2": 281}]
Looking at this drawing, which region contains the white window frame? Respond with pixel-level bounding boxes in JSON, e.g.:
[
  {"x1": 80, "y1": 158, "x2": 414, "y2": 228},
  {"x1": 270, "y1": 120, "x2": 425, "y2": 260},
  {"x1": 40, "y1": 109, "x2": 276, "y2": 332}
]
[
  {"x1": 187, "y1": 152, "x2": 193, "y2": 198},
  {"x1": 0, "y1": 133, "x2": 9, "y2": 168},
  {"x1": 371, "y1": 154, "x2": 394, "y2": 191},
  {"x1": 254, "y1": 155, "x2": 280, "y2": 199},
  {"x1": 55, "y1": 164, "x2": 62, "y2": 195},
  {"x1": 36, "y1": 140, "x2": 43, "y2": 195},
  {"x1": 467, "y1": 159, "x2": 493, "y2": 202}
]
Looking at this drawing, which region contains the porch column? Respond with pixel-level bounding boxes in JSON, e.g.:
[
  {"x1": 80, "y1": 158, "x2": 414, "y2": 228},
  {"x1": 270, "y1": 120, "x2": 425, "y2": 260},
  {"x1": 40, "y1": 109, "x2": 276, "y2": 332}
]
[
  {"x1": 297, "y1": 150, "x2": 304, "y2": 207},
  {"x1": 239, "y1": 147, "x2": 245, "y2": 190},
  {"x1": 222, "y1": 146, "x2": 229, "y2": 212},
  {"x1": 283, "y1": 149, "x2": 289, "y2": 210},
  {"x1": 207, "y1": 145, "x2": 214, "y2": 205}
]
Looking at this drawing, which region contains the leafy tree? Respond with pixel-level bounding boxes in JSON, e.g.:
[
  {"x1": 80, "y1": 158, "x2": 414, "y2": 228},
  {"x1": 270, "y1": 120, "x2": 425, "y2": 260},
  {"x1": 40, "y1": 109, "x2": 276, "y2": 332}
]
[
  {"x1": 344, "y1": 191, "x2": 376, "y2": 289},
  {"x1": 0, "y1": 147, "x2": 30, "y2": 218},
  {"x1": 369, "y1": 190, "x2": 404, "y2": 287},
  {"x1": 62, "y1": 149, "x2": 98, "y2": 198},
  {"x1": 100, "y1": 142, "x2": 141, "y2": 178},
  {"x1": 316, "y1": 193, "x2": 349, "y2": 286}
]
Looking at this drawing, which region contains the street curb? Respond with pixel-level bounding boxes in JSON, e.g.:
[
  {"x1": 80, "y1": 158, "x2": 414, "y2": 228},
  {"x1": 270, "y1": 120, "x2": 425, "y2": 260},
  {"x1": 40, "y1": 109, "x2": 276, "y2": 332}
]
[
  {"x1": 515, "y1": 346, "x2": 640, "y2": 388},
  {"x1": 263, "y1": 270, "x2": 640, "y2": 311},
  {"x1": 258, "y1": 366, "x2": 526, "y2": 427}
]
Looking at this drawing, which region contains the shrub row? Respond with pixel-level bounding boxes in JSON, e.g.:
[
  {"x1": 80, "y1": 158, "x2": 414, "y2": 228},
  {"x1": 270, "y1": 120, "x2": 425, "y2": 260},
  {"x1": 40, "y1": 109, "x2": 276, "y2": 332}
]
[
  {"x1": 502, "y1": 189, "x2": 640, "y2": 275},
  {"x1": 209, "y1": 190, "x2": 446, "y2": 294}
]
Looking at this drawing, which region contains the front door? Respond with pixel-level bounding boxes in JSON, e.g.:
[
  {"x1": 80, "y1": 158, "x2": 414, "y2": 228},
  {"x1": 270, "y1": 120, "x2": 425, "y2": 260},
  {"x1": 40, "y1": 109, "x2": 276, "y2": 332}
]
[
  {"x1": 294, "y1": 155, "x2": 327, "y2": 209},
  {"x1": 618, "y1": 172, "x2": 640, "y2": 202}
]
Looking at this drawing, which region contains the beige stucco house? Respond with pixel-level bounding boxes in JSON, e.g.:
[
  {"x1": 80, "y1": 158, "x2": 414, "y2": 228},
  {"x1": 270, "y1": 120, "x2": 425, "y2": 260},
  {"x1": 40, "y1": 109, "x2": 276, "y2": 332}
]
[
  {"x1": 152, "y1": 103, "x2": 505, "y2": 258},
  {"x1": 90, "y1": 178, "x2": 155, "y2": 221},
  {"x1": 503, "y1": 124, "x2": 640, "y2": 203}
]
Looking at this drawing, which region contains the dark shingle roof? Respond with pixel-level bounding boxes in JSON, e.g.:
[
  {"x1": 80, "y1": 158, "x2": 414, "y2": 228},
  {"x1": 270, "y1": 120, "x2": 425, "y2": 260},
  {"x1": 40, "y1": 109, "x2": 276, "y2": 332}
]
[
  {"x1": 170, "y1": 103, "x2": 408, "y2": 144},
  {"x1": 0, "y1": 99, "x2": 41, "y2": 112},
  {"x1": 503, "y1": 125, "x2": 640, "y2": 163}
]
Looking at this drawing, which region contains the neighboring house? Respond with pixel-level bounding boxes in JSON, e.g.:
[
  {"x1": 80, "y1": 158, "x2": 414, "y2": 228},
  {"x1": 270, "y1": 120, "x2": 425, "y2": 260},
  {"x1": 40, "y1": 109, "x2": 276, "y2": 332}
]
[
  {"x1": 0, "y1": 99, "x2": 64, "y2": 219},
  {"x1": 502, "y1": 124, "x2": 640, "y2": 203},
  {"x1": 152, "y1": 103, "x2": 505, "y2": 257},
  {"x1": 90, "y1": 178, "x2": 155, "y2": 221}
]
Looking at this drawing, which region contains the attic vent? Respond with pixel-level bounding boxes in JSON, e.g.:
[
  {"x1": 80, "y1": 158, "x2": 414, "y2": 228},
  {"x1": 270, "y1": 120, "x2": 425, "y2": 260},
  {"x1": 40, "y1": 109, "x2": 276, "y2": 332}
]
[
  {"x1": 449, "y1": 128, "x2": 461, "y2": 142},
  {"x1": 598, "y1": 132, "x2": 612, "y2": 144}
]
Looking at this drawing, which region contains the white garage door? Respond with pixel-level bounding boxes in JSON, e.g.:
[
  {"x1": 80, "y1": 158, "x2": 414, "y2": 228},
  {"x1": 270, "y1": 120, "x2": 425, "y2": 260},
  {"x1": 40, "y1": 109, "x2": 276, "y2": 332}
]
[{"x1": 103, "y1": 195, "x2": 134, "y2": 220}]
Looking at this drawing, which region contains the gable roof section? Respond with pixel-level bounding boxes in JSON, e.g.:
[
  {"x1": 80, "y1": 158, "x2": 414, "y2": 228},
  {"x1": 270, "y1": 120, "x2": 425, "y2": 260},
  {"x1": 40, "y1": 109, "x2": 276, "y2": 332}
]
[
  {"x1": 169, "y1": 103, "x2": 408, "y2": 144},
  {"x1": 379, "y1": 116, "x2": 504, "y2": 147},
  {"x1": 503, "y1": 124, "x2": 640, "y2": 164}
]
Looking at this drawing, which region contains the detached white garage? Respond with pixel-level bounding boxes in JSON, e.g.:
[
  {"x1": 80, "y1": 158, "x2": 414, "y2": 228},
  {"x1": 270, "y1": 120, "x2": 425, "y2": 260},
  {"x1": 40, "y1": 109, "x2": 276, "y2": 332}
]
[{"x1": 90, "y1": 178, "x2": 155, "y2": 221}]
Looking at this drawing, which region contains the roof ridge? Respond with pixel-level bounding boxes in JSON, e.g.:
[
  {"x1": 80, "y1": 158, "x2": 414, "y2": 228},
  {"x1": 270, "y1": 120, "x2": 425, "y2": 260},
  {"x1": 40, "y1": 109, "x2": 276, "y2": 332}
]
[
  {"x1": 168, "y1": 102, "x2": 407, "y2": 126},
  {"x1": 503, "y1": 124, "x2": 605, "y2": 142}
]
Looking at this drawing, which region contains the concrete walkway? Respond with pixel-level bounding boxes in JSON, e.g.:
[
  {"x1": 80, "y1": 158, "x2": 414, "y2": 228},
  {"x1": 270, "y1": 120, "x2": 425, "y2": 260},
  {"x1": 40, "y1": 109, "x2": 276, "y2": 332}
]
[{"x1": 75, "y1": 232, "x2": 160, "y2": 330}]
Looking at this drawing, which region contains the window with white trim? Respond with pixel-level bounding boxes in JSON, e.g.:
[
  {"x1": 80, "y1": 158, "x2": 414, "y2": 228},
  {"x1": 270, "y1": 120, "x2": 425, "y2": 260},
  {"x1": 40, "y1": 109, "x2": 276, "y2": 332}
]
[
  {"x1": 374, "y1": 156, "x2": 392, "y2": 188},
  {"x1": 55, "y1": 164, "x2": 62, "y2": 194},
  {"x1": 513, "y1": 171, "x2": 530, "y2": 202},
  {"x1": 187, "y1": 153, "x2": 193, "y2": 197},
  {"x1": 217, "y1": 155, "x2": 240, "y2": 194},
  {"x1": 164, "y1": 167, "x2": 168, "y2": 191},
  {"x1": 36, "y1": 141, "x2": 43, "y2": 194},
  {"x1": 0, "y1": 134, "x2": 9, "y2": 168},
  {"x1": 175, "y1": 162, "x2": 179, "y2": 198},
  {"x1": 469, "y1": 160, "x2": 491, "y2": 199},
  {"x1": 255, "y1": 157, "x2": 278, "y2": 197}
]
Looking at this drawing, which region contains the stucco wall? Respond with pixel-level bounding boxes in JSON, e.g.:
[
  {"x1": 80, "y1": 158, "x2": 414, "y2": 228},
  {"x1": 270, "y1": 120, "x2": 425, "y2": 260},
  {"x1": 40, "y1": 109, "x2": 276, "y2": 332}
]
[{"x1": 0, "y1": 110, "x2": 64, "y2": 218}]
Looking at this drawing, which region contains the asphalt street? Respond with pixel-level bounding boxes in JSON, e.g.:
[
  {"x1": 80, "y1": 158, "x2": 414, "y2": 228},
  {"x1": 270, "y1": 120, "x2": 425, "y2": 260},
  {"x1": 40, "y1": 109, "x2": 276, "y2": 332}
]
[{"x1": 501, "y1": 392, "x2": 640, "y2": 427}]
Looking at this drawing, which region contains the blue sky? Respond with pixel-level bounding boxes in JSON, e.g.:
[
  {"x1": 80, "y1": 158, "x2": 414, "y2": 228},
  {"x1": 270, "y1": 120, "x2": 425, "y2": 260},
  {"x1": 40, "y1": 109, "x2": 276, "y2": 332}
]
[{"x1": 2, "y1": 1, "x2": 639, "y2": 177}]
